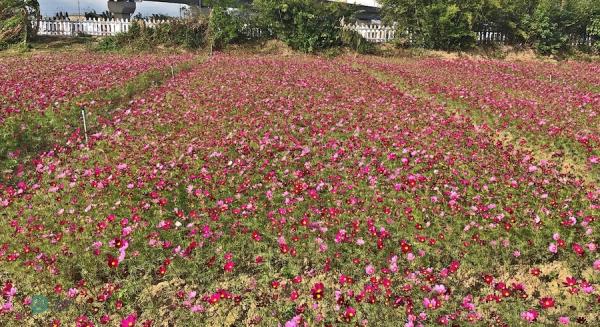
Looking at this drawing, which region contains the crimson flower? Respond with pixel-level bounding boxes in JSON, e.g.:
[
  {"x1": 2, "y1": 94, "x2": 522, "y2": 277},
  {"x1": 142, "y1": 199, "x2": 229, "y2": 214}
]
[
  {"x1": 572, "y1": 243, "x2": 585, "y2": 256},
  {"x1": 311, "y1": 282, "x2": 325, "y2": 301},
  {"x1": 107, "y1": 255, "x2": 119, "y2": 269},
  {"x1": 539, "y1": 297, "x2": 555, "y2": 309},
  {"x1": 224, "y1": 261, "x2": 235, "y2": 272},
  {"x1": 343, "y1": 306, "x2": 356, "y2": 321}
]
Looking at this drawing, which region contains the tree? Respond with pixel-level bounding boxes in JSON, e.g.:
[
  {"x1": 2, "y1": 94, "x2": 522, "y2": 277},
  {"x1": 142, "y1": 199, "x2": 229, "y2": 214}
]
[{"x1": 0, "y1": 0, "x2": 39, "y2": 49}]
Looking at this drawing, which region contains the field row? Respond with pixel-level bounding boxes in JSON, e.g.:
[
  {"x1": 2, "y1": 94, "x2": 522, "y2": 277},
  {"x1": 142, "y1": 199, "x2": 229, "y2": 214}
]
[{"x1": 0, "y1": 52, "x2": 194, "y2": 123}]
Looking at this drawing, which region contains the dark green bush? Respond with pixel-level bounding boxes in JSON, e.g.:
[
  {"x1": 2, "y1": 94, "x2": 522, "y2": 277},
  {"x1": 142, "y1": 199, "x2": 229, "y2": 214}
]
[
  {"x1": 253, "y1": 0, "x2": 351, "y2": 53},
  {"x1": 0, "y1": 0, "x2": 39, "y2": 49},
  {"x1": 380, "y1": 0, "x2": 599, "y2": 55},
  {"x1": 422, "y1": 3, "x2": 476, "y2": 50},
  {"x1": 379, "y1": 0, "x2": 478, "y2": 51},
  {"x1": 208, "y1": 6, "x2": 243, "y2": 50},
  {"x1": 340, "y1": 28, "x2": 374, "y2": 54},
  {"x1": 591, "y1": 18, "x2": 600, "y2": 53}
]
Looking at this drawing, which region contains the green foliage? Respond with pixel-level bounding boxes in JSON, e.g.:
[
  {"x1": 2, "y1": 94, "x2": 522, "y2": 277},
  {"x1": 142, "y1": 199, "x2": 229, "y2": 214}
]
[
  {"x1": 379, "y1": 0, "x2": 479, "y2": 51},
  {"x1": 0, "y1": 0, "x2": 39, "y2": 49},
  {"x1": 527, "y1": 1, "x2": 571, "y2": 56},
  {"x1": 591, "y1": 17, "x2": 600, "y2": 53},
  {"x1": 422, "y1": 3, "x2": 477, "y2": 50},
  {"x1": 340, "y1": 28, "x2": 374, "y2": 54},
  {"x1": 96, "y1": 18, "x2": 209, "y2": 51},
  {"x1": 208, "y1": 6, "x2": 243, "y2": 50},
  {"x1": 253, "y1": 0, "x2": 350, "y2": 53},
  {"x1": 380, "y1": 0, "x2": 600, "y2": 55}
]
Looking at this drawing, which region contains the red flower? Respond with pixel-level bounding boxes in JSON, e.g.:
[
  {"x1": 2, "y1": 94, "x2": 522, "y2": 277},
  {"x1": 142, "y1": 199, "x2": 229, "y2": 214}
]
[
  {"x1": 311, "y1": 282, "x2": 325, "y2": 301},
  {"x1": 343, "y1": 306, "x2": 356, "y2": 321},
  {"x1": 572, "y1": 243, "x2": 585, "y2": 256},
  {"x1": 107, "y1": 255, "x2": 119, "y2": 269},
  {"x1": 224, "y1": 261, "x2": 235, "y2": 272},
  {"x1": 482, "y1": 275, "x2": 494, "y2": 285},
  {"x1": 539, "y1": 297, "x2": 555, "y2": 309},
  {"x1": 563, "y1": 276, "x2": 578, "y2": 287},
  {"x1": 400, "y1": 240, "x2": 412, "y2": 254},
  {"x1": 208, "y1": 293, "x2": 220, "y2": 305}
]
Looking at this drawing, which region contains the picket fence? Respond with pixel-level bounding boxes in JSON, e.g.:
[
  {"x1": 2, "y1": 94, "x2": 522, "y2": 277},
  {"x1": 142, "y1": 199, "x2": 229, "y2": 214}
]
[
  {"x1": 35, "y1": 18, "x2": 596, "y2": 46},
  {"x1": 36, "y1": 18, "x2": 168, "y2": 37},
  {"x1": 344, "y1": 23, "x2": 507, "y2": 44}
]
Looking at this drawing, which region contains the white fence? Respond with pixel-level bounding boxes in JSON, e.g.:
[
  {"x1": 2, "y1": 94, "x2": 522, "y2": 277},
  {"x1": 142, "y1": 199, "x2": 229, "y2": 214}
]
[
  {"x1": 344, "y1": 23, "x2": 507, "y2": 44},
  {"x1": 35, "y1": 18, "x2": 596, "y2": 47},
  {"x1": 344, "y1": 24, "x2": 396, "y2": 43},
  {"x1": 36, "y1": 18, "x2": 168, "y2": 37},
  {"x1": 346, "y1": 23, "x2": 598, "y2": 46}
]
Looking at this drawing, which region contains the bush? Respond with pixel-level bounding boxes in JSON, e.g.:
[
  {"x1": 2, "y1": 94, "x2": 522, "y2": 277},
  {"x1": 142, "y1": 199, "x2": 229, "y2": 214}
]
[
  {"x1": 591, "y1": 18, "x2": 600, "y2": 53},
  {"x1": 96, "y1": 18, "x2": 209, "y2": 51},
  {"x1": 422, "y1": 3, "x2": 476, "y2": 50},
  {"x1": 381, "y1": 0, "x2": 599, "y2": 55},
  {"x1": 253, "y1": 0, "x2": 350, "y2": 53},
  {"x1": 208, "y1": 6, "x2": 243, "y2": 50},
  {"x1": 526, "y1": 0, "x2": 574, "y2": 56},
  {"x1": 340, "y1": 28, "x2": 374, "y2": 54},
  {"x1": 380, "y1": 0, "x2": 478, "y2": 51},
  {"x1": 0, "y1": 0, "x2": 39, "y2": 49}
]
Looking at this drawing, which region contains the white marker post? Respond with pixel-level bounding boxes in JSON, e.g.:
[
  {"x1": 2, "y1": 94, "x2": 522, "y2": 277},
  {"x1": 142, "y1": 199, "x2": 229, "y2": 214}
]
[{"x1": 81, "y1": 108, "x2": 89, "y2": 144}]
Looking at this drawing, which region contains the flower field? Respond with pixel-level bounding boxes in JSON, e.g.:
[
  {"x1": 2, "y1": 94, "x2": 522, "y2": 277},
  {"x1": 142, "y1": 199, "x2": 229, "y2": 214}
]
[
  {"x1": 0, "y1": 53, "x2": 598, "y2": 326},
  {"x1": 0, "y1": 52, "x2": 194, "y2": 123}
]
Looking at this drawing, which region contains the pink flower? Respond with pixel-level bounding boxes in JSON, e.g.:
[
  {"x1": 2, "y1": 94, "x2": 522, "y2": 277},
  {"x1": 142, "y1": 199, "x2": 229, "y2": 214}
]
[
  {"x1": 284, "y1": 315, "x2": 302, "y2": 327},
  {"x1": 520, "y1": 309, "x2": 538, "y2": 322},
  {"x1": 365, "y1": 264, "x2": 375, "y2": 275},
  {"x1": 548, "y1": 243, "x2": 558, "y2": 254},
  {"x1": 558, "y1": 316, "x2": 570, "y2": 325},
  {"x1": 68, "y1": 288, "x2": 79, "y2": 298},
  {"x1": 433, "y1": 284, "x2": 446, "y2": 294},
  {"x1": 191, "y1": 305, "x2": 204, "y2": 313},
  {"x1": 594, "y1": 259, "x2": 600, "y2": 271},
  {"x1": 423, "y1": 297, "x2": 438, "y2": 309},
  {"x1": 121, "y1": 313, "x2": 137, "y2": 327},
  {"x1": 224, "y1": 261, "x2": 235, "y2": 272}
]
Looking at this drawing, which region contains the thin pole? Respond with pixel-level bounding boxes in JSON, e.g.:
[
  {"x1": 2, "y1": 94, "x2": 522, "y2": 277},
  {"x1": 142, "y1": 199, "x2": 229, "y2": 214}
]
[{"x1": 81, "y1": 108, "x2": 89, "y2": 144}]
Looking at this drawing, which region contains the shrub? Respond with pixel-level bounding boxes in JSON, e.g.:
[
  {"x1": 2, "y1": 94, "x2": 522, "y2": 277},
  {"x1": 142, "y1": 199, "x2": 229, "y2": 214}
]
[
  {"x1": 591, "y1": 17, "x2": 600, "y2": 53},
  {"x1": 208, "y1": 6, "x2": 243, "y2": 50},
  {"x1": 96, "y1": 18, "x2": 209, "y2": 51},
  {"x1": 422, "y1": 3, "x2": 476, "y2": 50},
  {"x1": 340, "y1": 28, "x2": 374, "y2": 54},
  {"x1": 253, "y1": 0, "x2": 350, "y2": 53},
  {"x1": 0, "y1": 0, "x2": 39, "y2": 49},
  {"x1": 379, "y1": 0, "x2": 477, "y2": 51}
]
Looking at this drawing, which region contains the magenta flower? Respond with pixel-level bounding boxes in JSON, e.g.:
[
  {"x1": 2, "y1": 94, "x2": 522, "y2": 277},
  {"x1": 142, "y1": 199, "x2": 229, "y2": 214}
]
[{"x1": 121, "y1": 313, "x2": 137, "y2": 327}]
